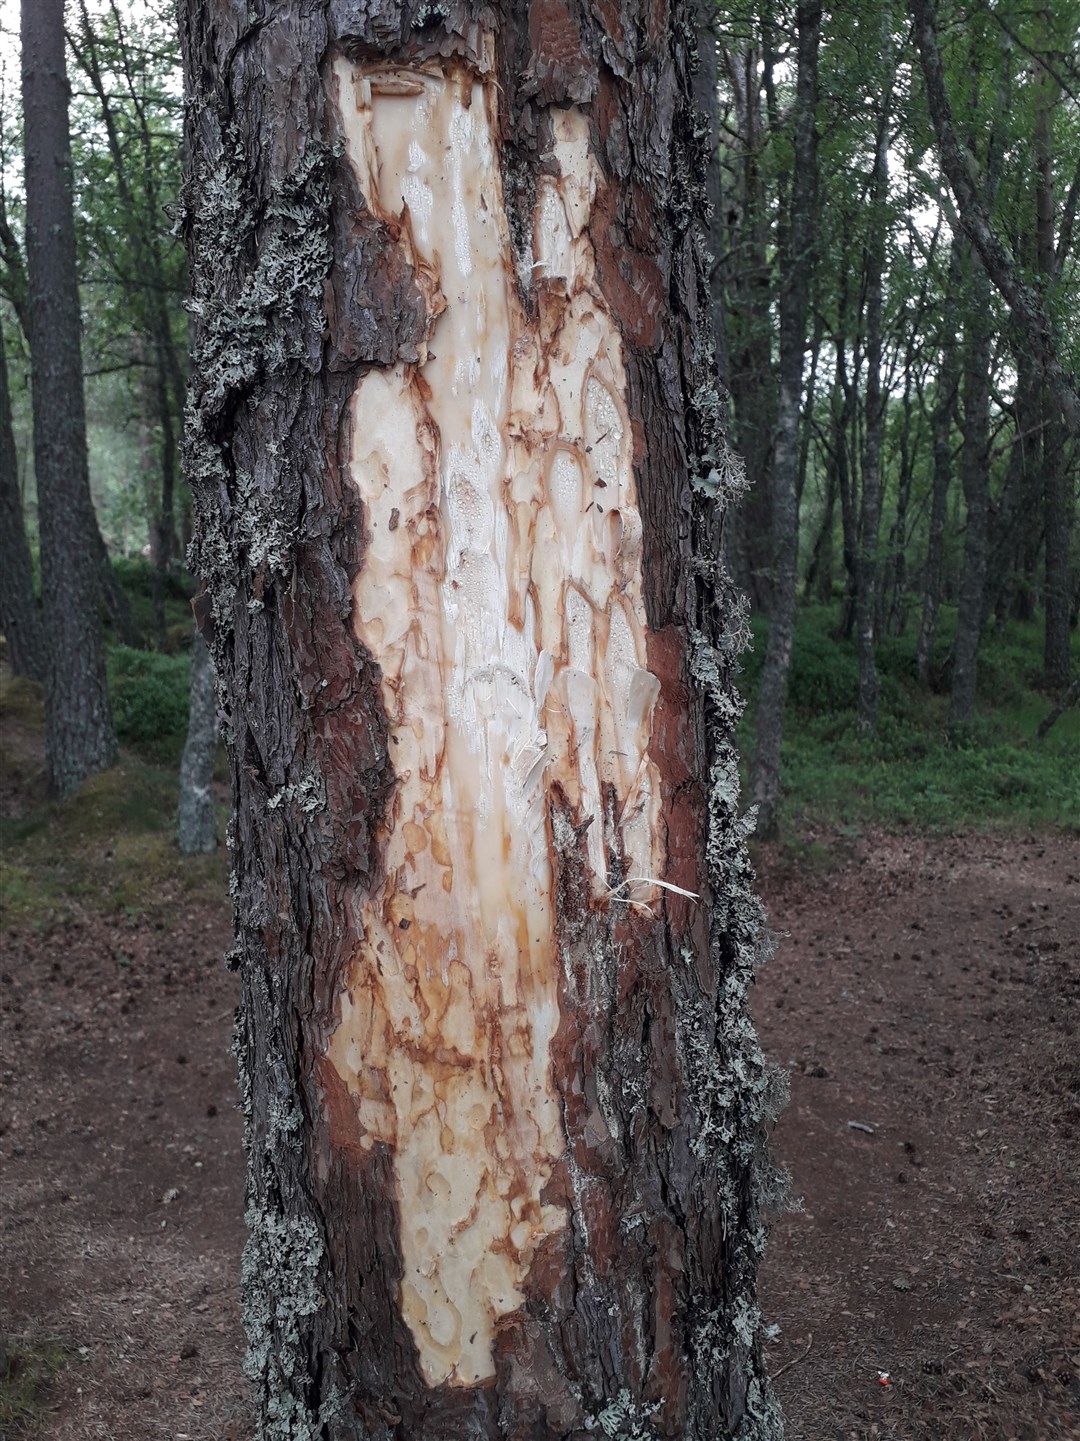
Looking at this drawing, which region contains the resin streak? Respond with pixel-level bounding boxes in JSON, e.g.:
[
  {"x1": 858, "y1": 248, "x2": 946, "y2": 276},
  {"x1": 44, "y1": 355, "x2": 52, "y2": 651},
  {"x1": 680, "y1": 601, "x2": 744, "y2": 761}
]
[{"x1": 326, "y1": 57, "x2": 664, "y2": 1386}]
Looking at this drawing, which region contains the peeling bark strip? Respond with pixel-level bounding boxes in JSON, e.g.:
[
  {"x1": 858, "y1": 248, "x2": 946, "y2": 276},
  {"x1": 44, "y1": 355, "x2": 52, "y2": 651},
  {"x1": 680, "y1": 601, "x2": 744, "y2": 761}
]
[
  {"x1": 179, "y1": 4, "x2": 781, "y2": 1439},
  {"x1": 329, "y1": 64, "x2": 668, "y2": 1386}
]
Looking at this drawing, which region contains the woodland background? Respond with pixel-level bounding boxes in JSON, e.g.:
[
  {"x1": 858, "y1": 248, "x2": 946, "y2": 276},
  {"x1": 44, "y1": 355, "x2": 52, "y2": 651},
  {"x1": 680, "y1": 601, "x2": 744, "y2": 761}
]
[{"x1": 0, "y1": 0, "x2": 1077, "y2": 1438}]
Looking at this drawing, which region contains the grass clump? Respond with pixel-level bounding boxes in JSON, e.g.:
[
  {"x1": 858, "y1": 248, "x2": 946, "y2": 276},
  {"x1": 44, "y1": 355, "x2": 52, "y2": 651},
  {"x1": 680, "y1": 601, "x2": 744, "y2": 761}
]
[
  {"x1": 0, "y1": 760, "x2": 227, "y2": 926},
  {"x1": 0, "y1": 668, "x2": 226, "y2": 928},
  {"x1": 740, "y1": 605, "x2": 1079, "y2": 837},
  {"x1": 0, "y1": 1336, "x2": 68, "y2": 1438},
  {"x1": 107, "y1": 646, "x2": 190, "y2": 763}
]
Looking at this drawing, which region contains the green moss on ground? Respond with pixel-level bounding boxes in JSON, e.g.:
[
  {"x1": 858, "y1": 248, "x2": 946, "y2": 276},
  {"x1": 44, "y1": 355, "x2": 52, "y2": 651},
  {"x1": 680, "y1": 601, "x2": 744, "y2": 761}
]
[
  {"x1": 0, "y1": 668, "x2": 227, "y2": 928},
  {"x1": 0, "y1": 1337, "x2": 69, "y2": 1438},
  {"x1": 739, "y1": 605, "x2": 1079, "y2": 838}
]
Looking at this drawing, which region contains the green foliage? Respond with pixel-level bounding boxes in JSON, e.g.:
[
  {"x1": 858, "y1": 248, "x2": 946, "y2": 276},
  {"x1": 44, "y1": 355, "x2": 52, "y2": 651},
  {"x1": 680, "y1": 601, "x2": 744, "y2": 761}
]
[
  {"x1": 0, "y1": 1337, "x2": 69, "y2": 1438},
  {"x1": 109, "y1": 557, "x2": 194, "y2": 650},
  {"x1": 106, "y1": 645, "x2": 190, "y2": 757},
  {"x1": 742, "y1": 606, "x2": 1079, "y2": 835}
]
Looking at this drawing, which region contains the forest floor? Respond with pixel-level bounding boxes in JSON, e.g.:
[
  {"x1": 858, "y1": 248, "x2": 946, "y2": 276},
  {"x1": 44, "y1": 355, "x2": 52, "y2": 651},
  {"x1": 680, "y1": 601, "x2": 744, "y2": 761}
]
[{"x1": 2, "y1": 718, "x2": 1078, "y2": 1437}]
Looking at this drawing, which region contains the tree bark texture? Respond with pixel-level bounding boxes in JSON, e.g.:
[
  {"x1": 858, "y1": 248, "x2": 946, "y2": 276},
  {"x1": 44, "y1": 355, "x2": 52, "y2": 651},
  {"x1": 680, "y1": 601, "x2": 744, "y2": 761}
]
[
  {"x1": 21, "y1": 0, "x2": 117, "y2": 797},
  {"x1": 750, "y1": 0, "x2": 820, "y2": 838},
  {"x1": 179, "y1": 5, "x2": 780, "y2": 1440},
  {"x1": 177, "y1": 620, "x2": 218, "y2": 855},
  {"x1": 0, "y1": 309, "x2": 45, "y2": 681}
]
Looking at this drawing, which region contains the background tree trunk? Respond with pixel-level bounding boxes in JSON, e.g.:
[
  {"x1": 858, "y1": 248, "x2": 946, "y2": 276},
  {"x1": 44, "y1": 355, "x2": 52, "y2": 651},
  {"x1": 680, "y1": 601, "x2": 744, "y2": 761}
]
[
  {"x1": 180, "y1": 4, "x2": 781, "y2": 1439},
  {"x1": 854, "y1": 72, "x2": 892, "y2": 732},
  {"x1": 751, "y1": 0, "x2": 821, "y2": 837},
  {"x1": 916, "y1": 236, "x2": 963, "y2": 687},
  {"x1": 0, "y1": 309, "x2": 45, "y2": 681},
  {"x1": 177, "y1": 620, "x2": 217, "y2": 855},
  {"x1": 21, "y1": 0, "x2": 117, "y2": 796}
]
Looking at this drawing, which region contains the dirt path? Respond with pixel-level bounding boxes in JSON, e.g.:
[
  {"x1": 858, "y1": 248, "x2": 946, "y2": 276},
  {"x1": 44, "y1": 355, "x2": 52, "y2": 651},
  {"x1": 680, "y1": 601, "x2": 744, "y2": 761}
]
[
  {"x1": 755, "y1": 831, "x2": 1080, "y2": 1441},
  {"x1": 1, "y1": 831, "x2": 1077, "y2": 1438},
  {"x1": 0, "y1": 908, "x2": 248, "y2": 1441}
]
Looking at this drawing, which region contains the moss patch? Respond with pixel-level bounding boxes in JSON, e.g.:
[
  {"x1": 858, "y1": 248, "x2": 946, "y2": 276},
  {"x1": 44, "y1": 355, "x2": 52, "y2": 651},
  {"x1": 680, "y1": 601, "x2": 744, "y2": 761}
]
[
  {"x1": 0, "y1": 760, "x2": 227, "y2": 927},
  {"x1": 0, "y1": 1337, "x2": 69, "y2": 1438}
]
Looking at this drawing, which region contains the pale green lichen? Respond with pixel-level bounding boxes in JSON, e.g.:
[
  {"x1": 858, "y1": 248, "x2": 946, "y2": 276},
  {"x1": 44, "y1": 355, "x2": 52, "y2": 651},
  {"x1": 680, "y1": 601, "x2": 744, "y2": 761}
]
[
  {"x1": 266, "y1": 770, "x2": 325, "y2": 815},
  {"x1": 592, "y1": 1390, "x2": 661, "y2": 1440},
  {"x1": 182, "y1": 134, "x2": 337, "y2": 631}
]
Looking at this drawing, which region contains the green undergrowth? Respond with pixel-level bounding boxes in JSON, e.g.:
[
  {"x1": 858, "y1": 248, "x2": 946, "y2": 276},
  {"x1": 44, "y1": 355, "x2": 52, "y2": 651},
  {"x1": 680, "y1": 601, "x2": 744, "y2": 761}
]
[
  {"x1": 0, "y1": 1336, "x2": 69, "y2": 1438},
  {"x1": 0, "y1": 668, "x2": 227, "y2": 929},
  {"x1": 739, "y1": 604, "x2": 1079, "y2": 839},
  {"x1": 110, "y1": 555, "x2": 195, "y2": 651}
]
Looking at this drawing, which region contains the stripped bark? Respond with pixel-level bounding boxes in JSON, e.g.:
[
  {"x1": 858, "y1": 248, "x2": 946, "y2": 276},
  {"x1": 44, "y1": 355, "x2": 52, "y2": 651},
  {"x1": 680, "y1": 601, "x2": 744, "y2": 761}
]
[
  {"x1": 179, "y1": 4, "x2": 780, "y2": 1438},
  {"x1": 21, "y1": 0, "x2": 117, "y2": 796}
]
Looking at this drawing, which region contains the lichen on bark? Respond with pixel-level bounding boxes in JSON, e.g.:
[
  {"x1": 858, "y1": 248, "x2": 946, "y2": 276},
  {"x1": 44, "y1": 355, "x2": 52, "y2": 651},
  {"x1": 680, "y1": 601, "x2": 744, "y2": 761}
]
[{"x1": 179, "y1": 3, "x2": 785, "y2": 1437}]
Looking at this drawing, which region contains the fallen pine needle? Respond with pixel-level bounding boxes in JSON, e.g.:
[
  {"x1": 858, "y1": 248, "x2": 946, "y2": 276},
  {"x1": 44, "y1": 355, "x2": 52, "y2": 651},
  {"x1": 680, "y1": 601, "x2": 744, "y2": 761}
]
[{"x1": 771, "y1": 1332, "x2": 814, "y2": 1380}]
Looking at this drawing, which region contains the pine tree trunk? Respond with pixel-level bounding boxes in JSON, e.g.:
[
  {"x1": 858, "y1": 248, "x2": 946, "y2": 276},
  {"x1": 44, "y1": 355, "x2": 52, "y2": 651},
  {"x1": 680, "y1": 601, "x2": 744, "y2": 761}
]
[
  {"x1": 21, "y1": 0, "x2": 117, "y2": 796},
  {"x1": 179, "y1": 5, "x2": 780, "y2": 1439},
  {"x1": 0, "y1": 309, "x2": 45, "y2": 681}
]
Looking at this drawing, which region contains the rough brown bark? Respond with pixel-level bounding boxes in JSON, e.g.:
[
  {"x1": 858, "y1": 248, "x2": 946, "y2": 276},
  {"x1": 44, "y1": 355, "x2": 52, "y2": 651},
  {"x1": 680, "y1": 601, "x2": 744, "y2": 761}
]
[
  {"x1": 180, "y1": 4, "x2": 780, "y2": 1440},
  {"x1": 21, "y1": 0, "x2": 117, "y2": 796}
]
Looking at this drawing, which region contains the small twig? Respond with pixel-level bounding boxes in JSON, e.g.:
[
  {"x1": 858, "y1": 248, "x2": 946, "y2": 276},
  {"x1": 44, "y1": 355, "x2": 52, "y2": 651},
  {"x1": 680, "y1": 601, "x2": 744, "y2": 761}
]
[{"x1": 771, "y1": 1332, "x2": 814, "y2": 1380}]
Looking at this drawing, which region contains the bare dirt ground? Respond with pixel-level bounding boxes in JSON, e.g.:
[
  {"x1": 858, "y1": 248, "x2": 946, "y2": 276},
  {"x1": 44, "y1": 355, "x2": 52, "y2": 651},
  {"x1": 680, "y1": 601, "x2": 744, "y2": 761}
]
[
  {"x1": 755, "y1": 831, "x2": 1080, "y2": 1441},
  {"x1": 2, "y1": 826, "x2": 1077, "y2": 1439}
]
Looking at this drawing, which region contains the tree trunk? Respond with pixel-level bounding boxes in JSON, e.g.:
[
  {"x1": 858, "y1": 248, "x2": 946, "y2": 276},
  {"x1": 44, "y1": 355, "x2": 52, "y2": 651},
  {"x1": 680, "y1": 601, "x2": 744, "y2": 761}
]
[
  {"x1": 692, "y1": 1, "x2": 728, "y2": 380},
  {"x1": 916, "y1": 237, "x2": 963, "y2": 687},
  {"x1": 21, "y1": 0, "x2": 117, "y2": 796},
  {"x1": 179, "y1": 5, "x2": 781, "y2": 1439},
  {"x1": 751, "y1": 0, "x2": 821, "y2": 838},
  {"x1": 177, "y1": 618, "x2": 218, "y2": 855},
  {"x1": 720, "y1": 41, "x2": 777, "y2": 611},
  {"x1": 908, "y1": 0, "x2": 1080, "y2": 436},
  {"x1": 855, "y1": 80, "x2": 892, "y2": 732},
  {"x1": 1033, "y1": 11, "x2": 1073, "y2": 687},
  {"x1": 948, "y1": 261, "x2": 992, "y2": 728},
  {"x1": 0, "y1": 309, "x2": 46, "y2": 681}
]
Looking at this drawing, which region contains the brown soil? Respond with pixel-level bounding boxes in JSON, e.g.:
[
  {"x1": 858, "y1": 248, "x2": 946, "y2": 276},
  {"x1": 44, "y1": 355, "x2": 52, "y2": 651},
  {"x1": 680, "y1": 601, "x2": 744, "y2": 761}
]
[
  {"x1": 755, "y1": 831, "x2": 1080, "y2": 1441},
  {"x1": 2, "y1": 820, "x2": 1077, "y2": 1438}
]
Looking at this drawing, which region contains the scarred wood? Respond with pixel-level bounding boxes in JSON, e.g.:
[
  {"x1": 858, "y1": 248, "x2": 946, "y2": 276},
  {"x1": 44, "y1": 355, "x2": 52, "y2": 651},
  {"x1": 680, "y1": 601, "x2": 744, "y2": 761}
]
[{"x1": 179, "y1": 3, "x2": 781, "y2": 1438}]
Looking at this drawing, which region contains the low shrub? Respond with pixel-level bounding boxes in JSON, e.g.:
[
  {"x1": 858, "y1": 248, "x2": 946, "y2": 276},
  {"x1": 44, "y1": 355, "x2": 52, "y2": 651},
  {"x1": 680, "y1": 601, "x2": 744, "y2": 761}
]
[{"x1": 107, "y1": 646, "x2": 189, "y2": 756}]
